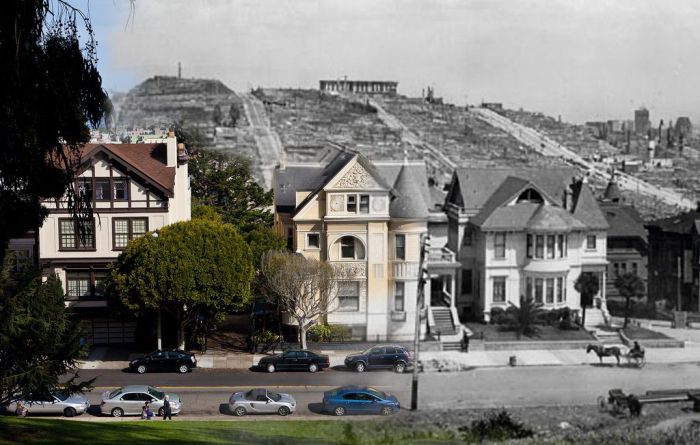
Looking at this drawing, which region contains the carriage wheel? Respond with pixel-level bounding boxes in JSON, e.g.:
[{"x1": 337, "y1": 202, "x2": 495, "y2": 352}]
[
  {"x1": 638, "y1": 356, "x2": 646, "y2": 369},
  {"x1": 597, "y1": 395, "x2": 608, "y2": 412}
]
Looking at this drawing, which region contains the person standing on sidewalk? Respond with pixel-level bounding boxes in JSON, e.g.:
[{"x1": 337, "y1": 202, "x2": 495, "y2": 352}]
[
  {"x1": 460, "y1": 330, "x2": 470, "y2": 352},
  {"x1": 162, "y1": 395, "x2": 172, "y2": 421}
]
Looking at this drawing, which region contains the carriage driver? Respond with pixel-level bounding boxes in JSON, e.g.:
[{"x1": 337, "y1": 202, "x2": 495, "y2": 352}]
[{"x1": 629, "y1": 341, "x2": 644, "y2": 358}]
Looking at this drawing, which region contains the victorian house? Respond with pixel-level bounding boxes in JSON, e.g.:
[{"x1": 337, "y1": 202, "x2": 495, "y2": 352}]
[
  {"x1": 444, "y1": 168, "x2": 609, "y2": 324},
  {"x1": 273, "y1": 150, "x2": 457, "y2": 342},
  {"x1": 37, "y1": 133, "x2": 191, "y2": 344},
  {"x1": 598, "y1": 179, "x2": 648, "y2": 300}
]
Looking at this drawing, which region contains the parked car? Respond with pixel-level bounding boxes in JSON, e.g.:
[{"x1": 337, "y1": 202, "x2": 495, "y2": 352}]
[
  {"x1": 129, "y1": 349, "x2": 197, "y2": 374},
  {"x1": 257, "y1": 350, "x2": 330, "y2": 373},
  {"x1": 7, "y1": 391, "x2": 90, "y2": 417},
  {"x1": 322, "y1": 386, "x2": 400, "y2": 416},
  {"x1": 100, "y1": 385, "x2": 182, "y2": 417},
  {"x1": 344, "y1": 345, "x2": 411, "y2": 373},
  {"x1": 228, "y1": 388, "x2": 296, "y2": 416}
]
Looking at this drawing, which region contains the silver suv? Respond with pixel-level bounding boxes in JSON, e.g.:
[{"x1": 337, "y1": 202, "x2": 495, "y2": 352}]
[{"x1": 100, "y1": 385, "x2": 181, "y2": 417}]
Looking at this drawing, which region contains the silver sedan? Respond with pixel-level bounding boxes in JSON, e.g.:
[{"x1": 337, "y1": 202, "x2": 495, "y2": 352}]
[
  {"x1": 99, "y1": 385, "x2": 182, "y2": 417},
  {"x1": 8, "y1": 391, "x2": 90, "y2": 417},
  {"x1": 228, "y1": 388, "x2": 296, "y2": 416}
]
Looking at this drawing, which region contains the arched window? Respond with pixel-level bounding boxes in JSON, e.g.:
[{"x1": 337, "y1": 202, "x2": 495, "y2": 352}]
[
  {"x1": 516, "y1": 188, "x2": 544, "y2": 204},
  {"x1": 338, "y1": 236, "x2": 366, "y2": 260}
]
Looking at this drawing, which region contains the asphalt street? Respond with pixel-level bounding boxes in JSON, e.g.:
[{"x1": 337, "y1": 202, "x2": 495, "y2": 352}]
[{"x1": 56, "y1": 362, "x2": 700, "y2": 419}]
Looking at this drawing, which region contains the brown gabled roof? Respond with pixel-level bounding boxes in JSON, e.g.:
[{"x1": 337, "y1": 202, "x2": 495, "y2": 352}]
[{"x1": 78, "y1": 143, "x2": 175, "y2": 195}]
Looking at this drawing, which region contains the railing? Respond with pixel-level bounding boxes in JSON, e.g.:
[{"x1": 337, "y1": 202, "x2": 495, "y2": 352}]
[
  {"x1": 391, "y1": 261, "x2": 419, "y2": 279},
  {"x1": 427, "y1": 247, "x2": 457, "y2": 264}
]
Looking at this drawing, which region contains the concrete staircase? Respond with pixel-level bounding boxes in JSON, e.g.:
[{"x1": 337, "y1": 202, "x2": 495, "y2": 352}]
[
  {"x1": 583, "y1": 307, "x2": 606, "y2": 329},
  {"x1": 584, "y1": 307, "x2": 624, "y2": 344},
  {"x1": 431, "y1": 307, "x2": 458, "y2": 337}
]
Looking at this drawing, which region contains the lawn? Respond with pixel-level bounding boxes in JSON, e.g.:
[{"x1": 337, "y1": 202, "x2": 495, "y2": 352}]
[
  {"x1": 595, "y1": 324, "x2": 672, "y2": 340},
  {"x1": 0, "y1": 418, "x2": 456, "y2": 445},
  {"x1": 467, "y1": 323, "x2": 594, "y2": 342}
]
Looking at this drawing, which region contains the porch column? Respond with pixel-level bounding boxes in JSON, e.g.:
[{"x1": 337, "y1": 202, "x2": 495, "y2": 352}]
[{"x1": 450, "y1": 273, "x2": 456, "y2": 308}]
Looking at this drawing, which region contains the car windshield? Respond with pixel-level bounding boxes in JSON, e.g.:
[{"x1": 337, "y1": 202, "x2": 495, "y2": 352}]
[
  {"x1": 53, "y1": 391, "x2": 69, "y2": 402},
  {"x1": 108, "y1": 390, "x2": 122, "y2": 399},
  {"x1": 268, "y1": 392, "x2": 282, "y2": 402},
  {"x1": 367, "y1": 388, "x2": 386, "y2": 400},
  {"x1": 147, "y1": 387, "x2": 165, "y2": 400}
]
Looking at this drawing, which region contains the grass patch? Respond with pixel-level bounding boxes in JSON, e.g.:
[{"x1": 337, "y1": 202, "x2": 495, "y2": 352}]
[
  {"x1": 622, "y1": 326, "x2": 672, "y2": 341},
  {"x1": 468, "y1": 323, "x2": 594, "y2": 342},
  {"x1": 0, "y1": 418, "x2": 458, "y2": 445}
]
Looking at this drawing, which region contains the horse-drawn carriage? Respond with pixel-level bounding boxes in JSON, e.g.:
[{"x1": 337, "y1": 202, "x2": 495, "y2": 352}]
[{"x1": 586, "y1": 343, "x2": 646, "y2": 368}]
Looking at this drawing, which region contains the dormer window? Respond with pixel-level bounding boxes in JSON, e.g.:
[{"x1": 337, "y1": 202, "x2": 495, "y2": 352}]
[
  {"x1": 345, "y1": 194, "x2": 370, "y2": 214},
  {"x1": 516, "y1": 188, "x2": 544, "y2": 204}
]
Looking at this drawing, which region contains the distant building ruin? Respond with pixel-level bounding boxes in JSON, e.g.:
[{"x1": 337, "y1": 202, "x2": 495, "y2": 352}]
[
  {"x1": 634, "y1": 107, "x2": 650, "y2": 135},
  {"x1": 319, "y1": 79, "x2": 398, "y2": 95}
]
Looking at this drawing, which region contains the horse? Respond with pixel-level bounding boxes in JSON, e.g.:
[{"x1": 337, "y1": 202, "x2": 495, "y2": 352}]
[{"x1": 586, "y1": 344, "x2": 622, "y2": 365}]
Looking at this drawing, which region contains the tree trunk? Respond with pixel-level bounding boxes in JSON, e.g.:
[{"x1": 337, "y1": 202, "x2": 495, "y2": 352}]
[
  {"x1": 177, "y1": 308, "x2": 186, "y2": 350},
  {"x1": 156, "y1": 309, "x2": 162, "y2": 350},
  {"x1": 581, "y1": 306, "x2": 587, "y2": 328},
  {"x1": 624, "y1": 297, "x2": 631, "y2": 329},
  {"x1": 299, "y1": 320, "x2": 307, "y2": 350}
]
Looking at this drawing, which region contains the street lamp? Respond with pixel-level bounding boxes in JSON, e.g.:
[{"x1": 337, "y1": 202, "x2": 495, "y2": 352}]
[{"x1": 411, "y1": 233, "x2": 431, "y2": 411}]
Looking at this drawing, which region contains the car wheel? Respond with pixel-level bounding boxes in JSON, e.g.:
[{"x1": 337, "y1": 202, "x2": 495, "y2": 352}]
[
  {"x1": 136, "y1": 364, "x2": 147, "y2": 374},
  {"x1": 158, "y1": 407, "x2": 165, "y2": 417},
  {"x1": 267, "y1": 363, "x2": 276, "y2": 373},
  {"x1": 333, "y1": 406, "x2": 346, "y2": 416},
  {"x1": 355, "y1": 362, "x2": 366, "y2": 372},
  {"x1": 381, "y1": 406, "x2": 393, "y2": 416},
  {"x1": 178, "y1": 364, "x2": 189, "y2": 374},
  {"x1": 308, "y1": 363, "x2": 319, "y2": 373},
  {"x1": 234, "y1": 406, "x2": 247, "y2": 417},
  {"x1": 394, "y1": 362, "x2": 406, "y2": 373},
  {"x1": 111, "y1": 407, "x2": 124, "y2": 418},
  {"x1": 63, "y1": 407, "x2": 76, "y2": 418},
  {"x1": 278, "y1": 406, "x2": 290, "y2": 416}
]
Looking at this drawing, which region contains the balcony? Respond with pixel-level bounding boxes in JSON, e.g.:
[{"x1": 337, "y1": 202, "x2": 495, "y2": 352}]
[
  {"x1": 427, "y1": 247, "x2": 459, "y2": 267},
  {"x1": 391, "y1": 261, "x2": 419, "y2": 279}
]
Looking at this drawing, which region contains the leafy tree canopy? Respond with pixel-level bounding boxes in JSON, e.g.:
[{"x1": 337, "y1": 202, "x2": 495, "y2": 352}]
[
  {"x1": 106, "y1": 218, "x2": 255, "y2": 348},
  {"x1": 0, "y1": 259, "x2": 90, "y2": 406},
  {"x1": 0, "y1": 0, "x2": 111, "y2": 258},
  {"x1": 615, "y1": 272, "x2": 646, "y2": 328}
]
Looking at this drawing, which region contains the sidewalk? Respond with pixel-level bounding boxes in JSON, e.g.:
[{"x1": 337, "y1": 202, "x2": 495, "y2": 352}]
[{"x1": 77, "y1": 342, "x2": 700, "y2": 372}]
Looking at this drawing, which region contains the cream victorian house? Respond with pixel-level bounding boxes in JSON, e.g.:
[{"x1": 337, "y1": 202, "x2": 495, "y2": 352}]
[{"x1": 274, "y1": 150, "x2": 455, "y2": 342}]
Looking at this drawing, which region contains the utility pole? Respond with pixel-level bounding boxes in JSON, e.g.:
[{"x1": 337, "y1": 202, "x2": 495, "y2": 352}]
[
  {"x1": 677, "y1": 256, "x2": 682, "y2": 311},
  {"x1": 411, "y1": 234, "x2": 430, "y2": 411}
]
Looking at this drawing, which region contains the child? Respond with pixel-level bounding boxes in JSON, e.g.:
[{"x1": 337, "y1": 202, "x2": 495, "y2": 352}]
[{"x1": 142, "y1": 401, "x2": 154, "y2": 420}]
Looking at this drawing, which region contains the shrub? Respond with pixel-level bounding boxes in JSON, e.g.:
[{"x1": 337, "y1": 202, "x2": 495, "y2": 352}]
[
  {"x1": 459, "y1": 409, "x2": 534, "y2": 442},
  {"x1": 307, "y1": 323, "x2": 350, "y2": 342},
  {"x1": 490, "y1": 307, "x2": 506, "y2": 324},
  {"x1": 251, "y1": 329, "x2": 280, "y2": 353}
]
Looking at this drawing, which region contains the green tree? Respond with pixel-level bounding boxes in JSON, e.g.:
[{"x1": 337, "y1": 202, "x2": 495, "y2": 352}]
[
  {"x1": 575, "y1": 273, "x2": 600, "y2": 328},
  {"x1": 189, "y1": 149, "x2": 274, "y2": 232},
  {"x1": 261, "y1": 251, "x2": 346, "y2": 349},
  {"x1": 504, "y1": 295, "x2": 545, "y2": 338},
  {"x1": 105, "y1": 219, "x2": 254, "y2": 349},
  {"x1": 615, "y1": 272, "x2": 646, "y2": 328},
  {"x1": 0, "y1": 0, "x2": 110, "y2": 258},
  {"x1": 0, "y1": 258, "x2": 91, "y2": 406}
]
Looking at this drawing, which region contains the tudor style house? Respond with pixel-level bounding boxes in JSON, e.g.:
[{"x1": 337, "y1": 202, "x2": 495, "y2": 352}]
[
  {"x1": 38, "y1": 133, "x2": 191, "y2": 343},
  {"x1": 444, "y1": 168, "x2": 609, "y2": 324},
  {"x1": 273, "y1": 150, "x2": 453, "y2": 342}
]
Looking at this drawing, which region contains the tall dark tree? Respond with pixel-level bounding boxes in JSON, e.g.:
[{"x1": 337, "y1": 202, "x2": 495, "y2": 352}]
[
  {"x1": 0, "y1": 258, "x2": 91, "y2": 406},
  {"x1": 575, "y1": 273, "x2": 600, "y2": 328},
  {"x1": 189, "y1": 149, "x2": 274, "y2": 232},
  {"x1": 614, "y1": 273, "x2": 646, "y2": 328},
  {"x1": 229, "y1": 104, "x2": 241, "y2": 127},
  {"x1": 0, "y1": 0, "x2": 111, "y2": 259}
]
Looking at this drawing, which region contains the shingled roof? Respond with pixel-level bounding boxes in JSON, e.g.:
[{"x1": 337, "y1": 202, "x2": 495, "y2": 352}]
[
  {"x1": 570, "y1": 181, "x2": 609, "y2": 230},
  {"x1": 600, "y1": 202, "x2": 647, "y2": 240},
  {"x1": 389, "y1": 164, "x2": 429, "y2": 219},
  {"x1": 78, "y1": 143, "x2": 176, "y2": 195}
]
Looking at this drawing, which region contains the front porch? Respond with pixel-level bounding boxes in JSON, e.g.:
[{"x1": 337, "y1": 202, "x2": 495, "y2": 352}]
[{"x1": 425, "y1": 247, "x2": 463, "y2": 348}]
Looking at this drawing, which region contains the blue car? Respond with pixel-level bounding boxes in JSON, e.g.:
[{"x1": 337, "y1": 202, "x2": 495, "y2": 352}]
[{"x1": 322, "y1": 386, "x2": 400, "y2": 416}]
